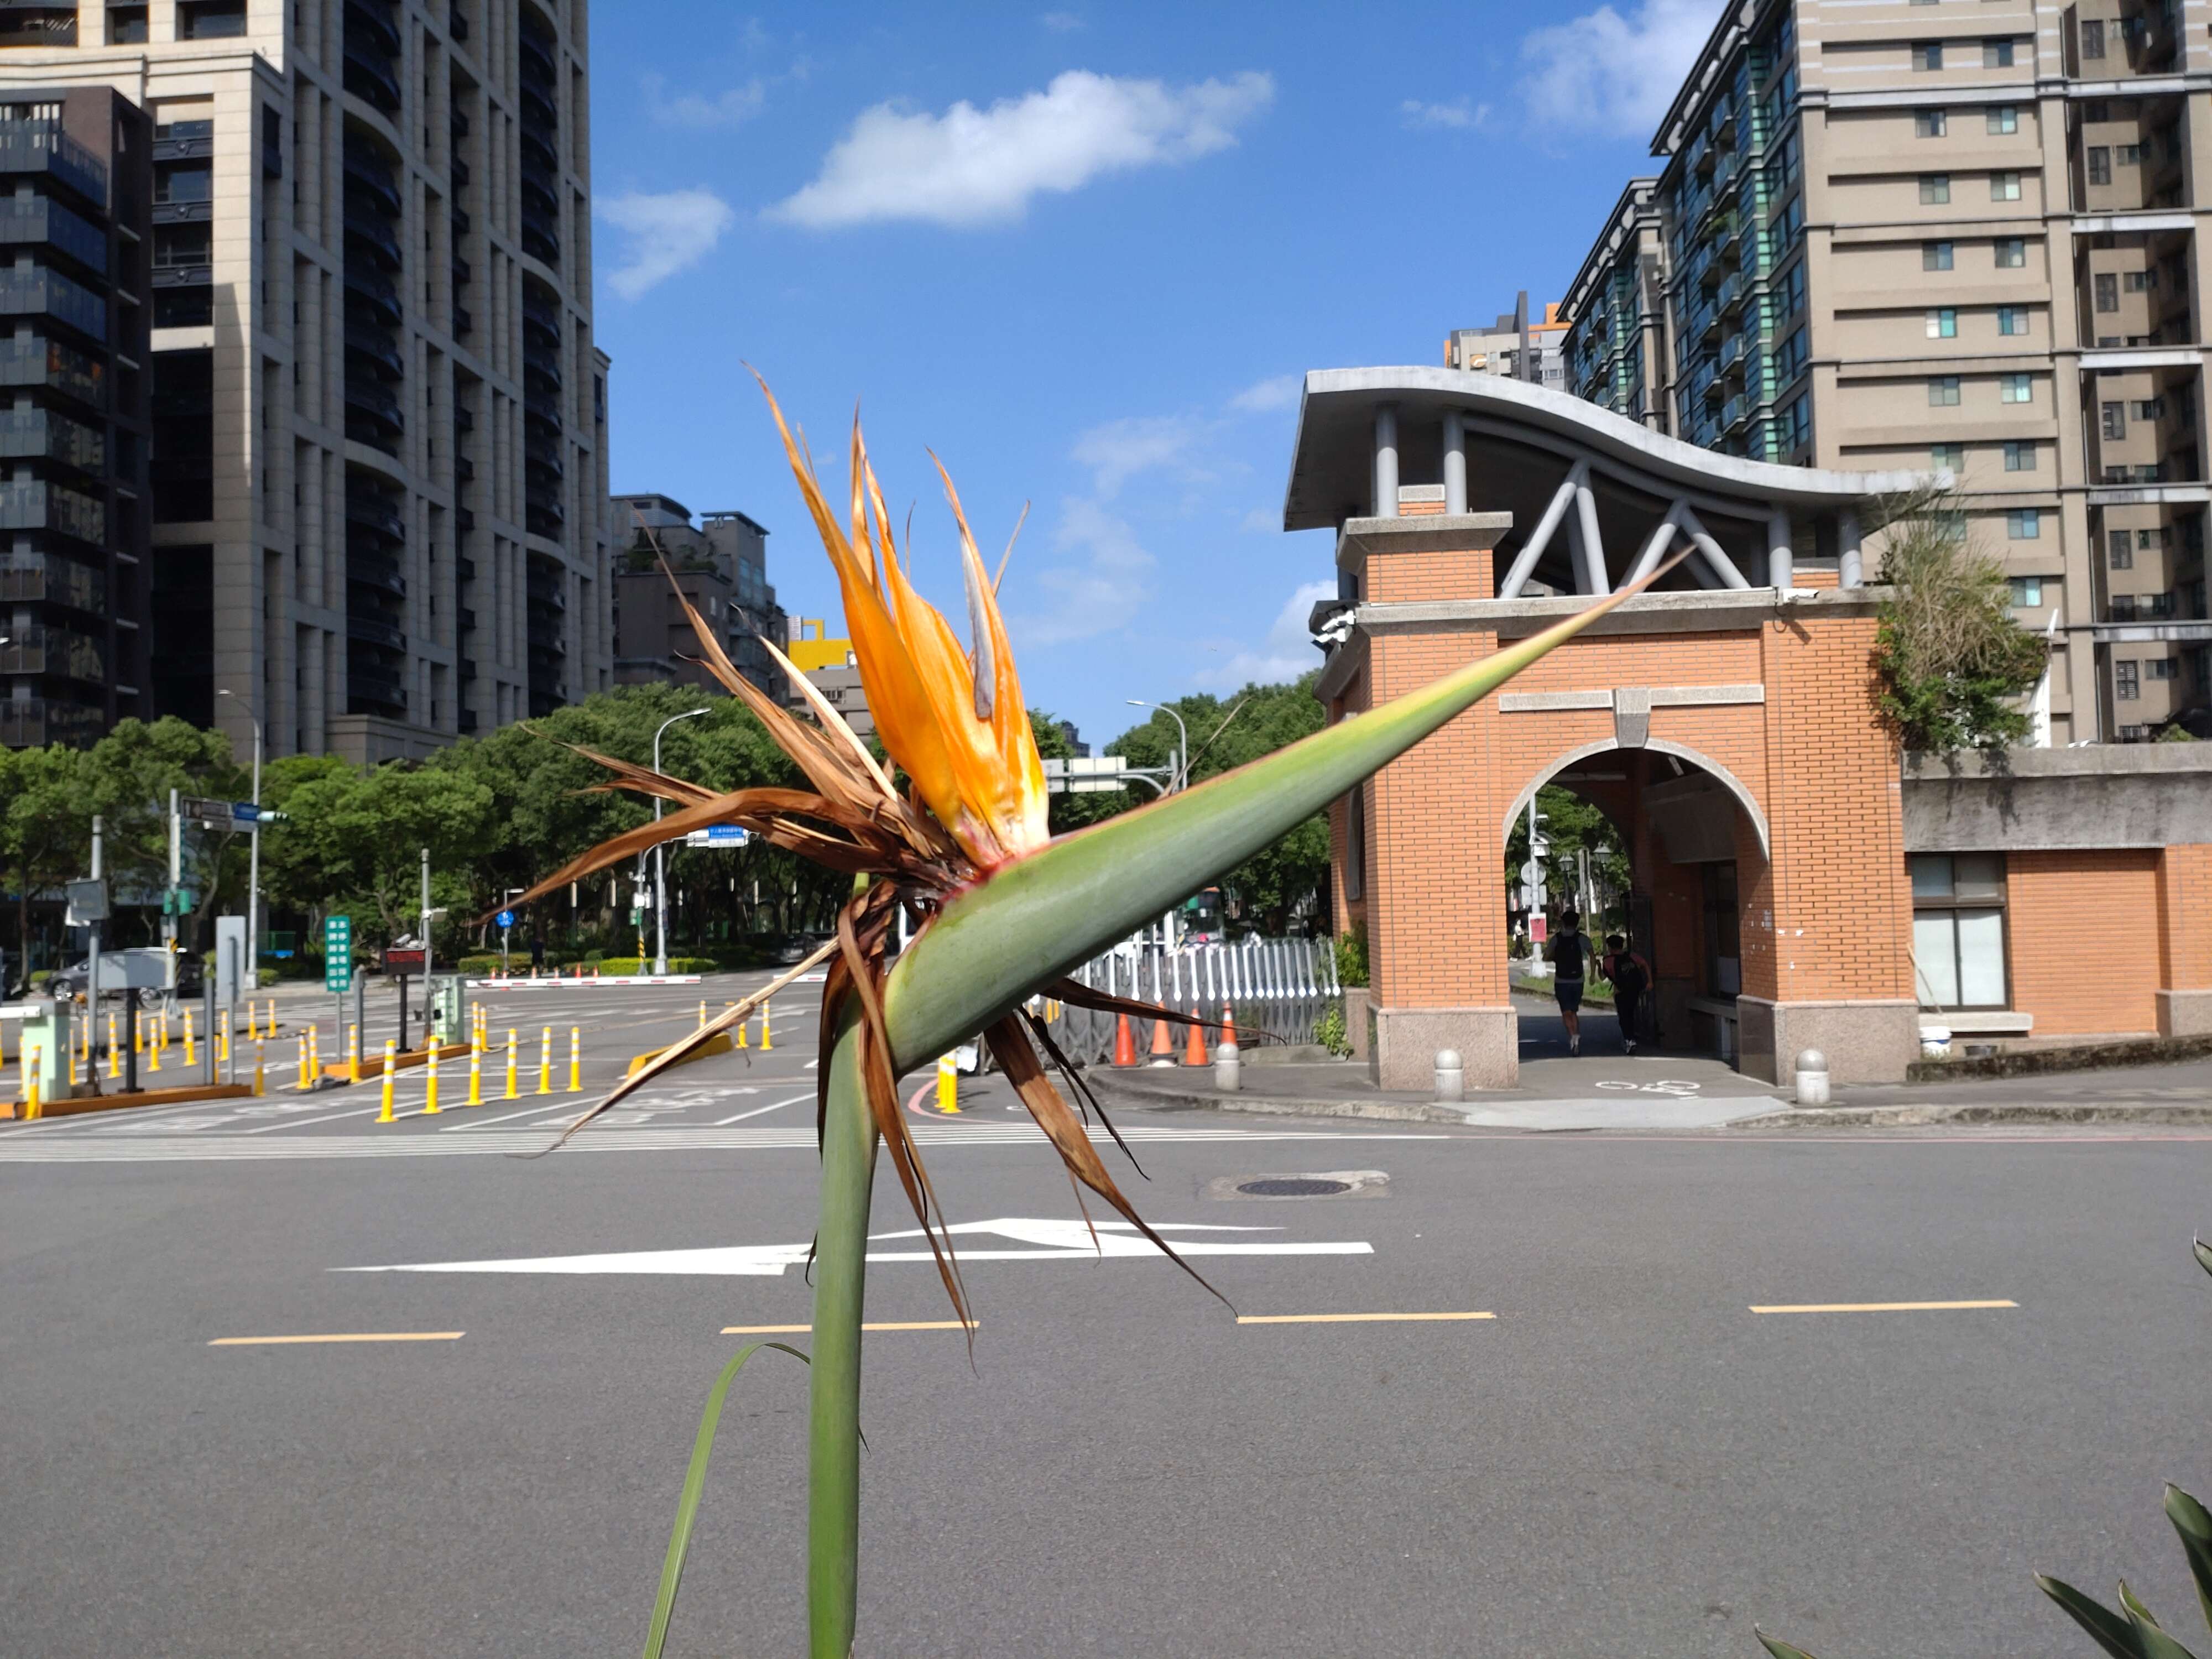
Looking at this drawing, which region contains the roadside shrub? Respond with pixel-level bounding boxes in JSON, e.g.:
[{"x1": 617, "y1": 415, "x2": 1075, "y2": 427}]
[
  {"x1": 1334, "y1": 925, "x2": 1369, "y2": 989},
  {"x1": 1313, "y1": 1003, "x2": 1352, "y2": 1057}
]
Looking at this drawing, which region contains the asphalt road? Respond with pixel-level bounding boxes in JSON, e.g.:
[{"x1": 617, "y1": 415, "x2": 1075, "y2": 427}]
[{"x1": 6, "y1": 974, "x2": 2212, "y2": 1657}]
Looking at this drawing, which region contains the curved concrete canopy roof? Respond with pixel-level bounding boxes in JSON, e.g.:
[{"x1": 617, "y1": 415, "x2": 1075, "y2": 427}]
[{"x1": 1282, "y1": 366, "x2": 1931, "y2": 534}]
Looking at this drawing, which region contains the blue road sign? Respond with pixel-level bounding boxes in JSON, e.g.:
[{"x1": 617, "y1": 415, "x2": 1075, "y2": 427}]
[
  {"x1": 233, "y1": 801, "x2": 261, "y2": 824},
  {"x1": 683, "y1": 826, "x2": 751, "y2": 848},
  {"x1": 495, "y1": 909, "x2": 515, "y2": 930}
]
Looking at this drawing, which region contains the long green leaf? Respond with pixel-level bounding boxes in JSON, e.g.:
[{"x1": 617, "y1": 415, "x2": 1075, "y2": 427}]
[
  {"x1": 2166, "y1": 1485, "x2": 2212, "y2": 1637},
  {"x1": 2194, "y1": 1237, "x2": 2212, "y2": 1281},
  {"x1": 642, "y1": 1339, "x2": 810, "y2": 1659},
  {"x1": 1755, "y1": 1631, "x2": 1823, "y2": 1658},
  {"x1": 887, "y1": 579, "x2": 1662, "y2": 1069},
  {"x1": 809, "y1": 1008, "x2": 877, "y2": 1659},
  {"x1": 2038, "y1": 1573, "x2": 2158, "y2": 1658}
]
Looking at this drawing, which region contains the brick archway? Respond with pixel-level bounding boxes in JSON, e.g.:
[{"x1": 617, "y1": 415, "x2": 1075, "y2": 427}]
[{"x1": 1501, "y1": 736, "x2": 1772, "y2": 860}]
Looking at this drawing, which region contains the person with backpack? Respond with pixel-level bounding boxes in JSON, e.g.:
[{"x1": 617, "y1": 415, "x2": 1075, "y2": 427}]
[
  {"x1": 1548, "y1": 909, "x2": 1595, "y2": 1055},
  {"x1": 1603, "y1": 933, "x2": 1653, "y2": 1056}
]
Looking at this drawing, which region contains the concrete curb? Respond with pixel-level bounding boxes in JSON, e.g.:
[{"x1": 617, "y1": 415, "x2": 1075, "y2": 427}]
[
  {"x1": 1727, "y1": 1101, "x2": 2212, "y2": 1130},
  {"x1": 1907, "y1": 1032, "x2": 2212, "y2": 1083},
  {"x1": 1087, "y1": 1073, "x2": 1484, "y2": 1126}
]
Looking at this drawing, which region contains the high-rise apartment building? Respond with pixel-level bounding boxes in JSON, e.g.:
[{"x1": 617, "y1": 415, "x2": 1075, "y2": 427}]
[
  {"x1": 1445, "y1": 291, "x2": 1569, "y2": 391},
  {"x1": 611, "y1": 492, "x2": 783, "y2": 699},
  {"x1": 0, "y1": 0, "x2": 611, "y2": 762},
  {"x1": 0, "y1": 86, "x2": 152, "y2": 749},
  {"x1": 1558, "y1": 0, "x2": 2212, "y2": 743}
]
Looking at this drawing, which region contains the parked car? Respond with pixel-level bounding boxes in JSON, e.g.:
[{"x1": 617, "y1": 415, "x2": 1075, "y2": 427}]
[
  {"x1": 773, "y1": 933, "x2": 831, "y2": 967},
  {"x1": 45, "y1": 949, "x2": 203, "y2": 1007}
]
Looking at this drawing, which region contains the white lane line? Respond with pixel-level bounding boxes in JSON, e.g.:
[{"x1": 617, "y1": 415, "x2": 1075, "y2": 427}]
[
  {"x1": 441, "y1": 1100, "x2": 585, "y2": 1131},
  {"x1": 239, "y1": 1102, "x2": 392, "y2": 1134},
  {"x1": 714, "y1": 1091, "x2": 814, "y2": 1125}
]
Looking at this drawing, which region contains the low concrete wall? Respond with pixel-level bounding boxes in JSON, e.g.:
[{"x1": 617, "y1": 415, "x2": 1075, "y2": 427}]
[
  {"x1": 1903, "y1": 745, "x2": 2212, "y2": 851},
  {"x1": 1736, "y1": 997, "x2": 1920, "y2": 1084},
  {"x1": 1368, "y1": 1004, "x2": 1516, "y2": 1091}
]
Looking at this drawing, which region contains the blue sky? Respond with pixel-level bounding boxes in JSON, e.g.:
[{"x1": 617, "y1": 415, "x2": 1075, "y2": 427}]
[{"x1": 587, "y1": 0, "x2": 1715, "y2": 747}]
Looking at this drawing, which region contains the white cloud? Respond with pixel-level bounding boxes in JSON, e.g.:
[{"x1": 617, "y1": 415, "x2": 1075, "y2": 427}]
[
  {"x1": 1040, "y1": 9, "x2": 1083, "y2": 28},
  {"x1": 1013, "y1": 498, "x2": 1157, "y2": 646},
  {"x1": 1193, "y1": 580, "x2": 1336, "y2": 688},
  {"x1": 1400, "y1": 97, "x2": 1490, "y2": 131},
  {"x1": 768, "y1": 69, "x2": 1274, "y2": 229},
  {"x1": 597, "y1": 189, "x2": 737, "y2": 300},
  {"x1": 1070, "y1": 413, "x2": 1212, "y2": 499},
  {"x1": 643, "y1": 74, "x2": 766, "y2": 130},
  {"x1": 1239, "y1": 505, "x2": 1277, "y2": 534},
  {"x1": 1228, "y1": 372, "x2": 1301, "y2": 414},
  {"x1": 1521, "y1": 0, "x2": 1712, "y2": 139}
]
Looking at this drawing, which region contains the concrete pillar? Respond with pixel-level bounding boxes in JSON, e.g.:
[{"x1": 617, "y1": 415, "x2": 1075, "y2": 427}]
[
  {"x1": 1442, "y1": 410, "x2": 1467, "y2": 515},
  {"x1": 1767, "y1": 508, "x2": 1793, "y2": 591},
  {"x1": 1373, "y1": 403, "x2": 1399, "y2": 519},
  {"x1": 1838, "y1": 508, "x2": 1864, "y2": 588}
]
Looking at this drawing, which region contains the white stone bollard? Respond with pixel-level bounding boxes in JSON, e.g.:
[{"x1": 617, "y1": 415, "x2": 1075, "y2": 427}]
[
  {"x1": 1433, "y1": 1048, "x2": 1464, "y2": 1104},
  {"x1": 1213, "y1": 1039, "x2": 1240, "y2": 1093},
  {"x1": 1794, "y1": 1048, "x2": 1831, "y2": 1107}
]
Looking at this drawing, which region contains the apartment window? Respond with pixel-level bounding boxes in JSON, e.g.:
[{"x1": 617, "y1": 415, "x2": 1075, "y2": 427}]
[
  {"x1": 2124, "y1": 270, "x2": 2154, "y2": 293},
  {"x1": 2109, "y1": 529, "x2": 2133, "y2": 568},
  {"x1": 1911, "y1": 854, "x2": 2008, "y2": 1009},
  {"x1": 2006, "y1": 508, "x2": 2041, "y2": 538},
  {"x1": 1916, "y1": 107, "x2": 1948, "y2": 138},
  {"x1": 2081, "y1": 17, "x2": 2106, "y2": 58},
  {"x1": 1931, "y1": 442, "x2": 1966, "y2": 472},
  {"x1": 1779, "y1": 392, "x2": 1812, "y2": 452},
  {"x1": 1983, "y1": 38, "x2": 2015, "y2": 67},
  {"x1": 2103, "y1": 400, "x2": 2127, "y2": 439},
  {"x1": 2148, "y1": 657, "x2": 2179, "y2": 681},
  {"x1": 1929, "y1": 375, "x2": 1963, "y2": 406},
  {"x1": 1778, "y1": 261, "x2": 1807, "y2": 319},
  {"x1": 2116, "y1": 143, "x2": 2143, "y2": 165},
  {"x1": 1997, "y1": 305, "x2": 2029, "y2": 335},
  {"x1": 2008, "y1": 576, "x2": 2043, "y2": 606},
  {"x1": 1990, "y1": 171, "x2": 2021, "y2": 201},
  {"x1": 1987, "y1": 105, "x2": 2018, "y2": 135},
  {"x1": 1913, "y1": 41, "x2": 1944, "y2": 70},
  {"x1": 2116, "y1": 660, "x2": 2140, "y2": 700},
  {"x1": 2088, "y1": 147, "x2": 2112, "y2": 185},
  {"x1": 2132, "y1": 397, "x2": 2164, "y2": 419},
  {"x1": 155, "y1": 165, "x2": 212, "y2": 203},
  {"x1": 1924, "y1": 241, "x2": 1955, "y2": 270},
  {"x1": 2004, "y1": 440, "x2": 2035, "y2": 471},
  {"x1": 2095, "y1": 272, "x2": 2120, "y2": 312},
  {"x1": 1920, "y1": 173, "x2": 1952, "y2": 204},
  {"x1": 1927, "y1": 307, "x2": 1958, "y2": 338},
  {"x1": 1995, "y1": 238, "x2": 2026, "y2": 268}
]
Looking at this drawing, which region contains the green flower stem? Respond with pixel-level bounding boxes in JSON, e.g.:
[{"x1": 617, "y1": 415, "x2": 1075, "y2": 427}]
[{"x1": 808, "y1": 1007, "x2": 877, "y2": 1658}]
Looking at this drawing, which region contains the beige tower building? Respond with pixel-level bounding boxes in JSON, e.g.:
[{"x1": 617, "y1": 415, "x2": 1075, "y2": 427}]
[
  {"x1": 0, "y1": 0, "x2": 612, "y2": 762},
  {"x1": 1563, "y1": 0, "x2": 2211, "y2": 743}
]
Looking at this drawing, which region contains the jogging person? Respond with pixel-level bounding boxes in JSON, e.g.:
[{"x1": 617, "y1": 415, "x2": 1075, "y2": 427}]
[
  {"x1": 1550, "y1": 909, "x2": 1595, "y2": 1055},
  {"x1": 1603, "y1": 933, "x2": 1652, "y2": 1056}
]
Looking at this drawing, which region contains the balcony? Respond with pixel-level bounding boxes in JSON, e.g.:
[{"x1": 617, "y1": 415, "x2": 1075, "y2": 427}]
[
  {"x1": 1720, "y1": 394, "x2": 1750, "y2": 435},
  {"x1": 1717, "y1": 272, "x2": 1747, "y2": 318},
  {"x1": 522, "y1": 292, "x2": 561, "y2": 341},
  {"x1": 0, "y1": 622, "x2": 106, "y2": 681},
  {"x1": 0, "y1": 695, "x2": 104, "y2": 747},
  {"x1": 342, "y1": 146, "x2": 402, "y2": 216},
  {"x1": 344, "y1": 492, "x2": 406, "y2": 543},
  {"x1": 343, "y1": 264, "x2": 401, "y2": 325},
  {"x1": 346, "y1": 553, "x2": 406, "y2": 599},
  {"x1": 1719, "y1": 333, "x2": 1749, "y2": 378},
  {"x1": 1715, "y1": 100, "x2": 1737, "y2": 145},
  {"x1": 343, "y1": 39, "x2": 404, "y2": 115},
  {"x1": 0, "y1": 406, "x2": 103, "y2": 473},
  {"x1": 0, "y1": 117, "x2": 108, "y2": 208},
  {"x1": 0, "y1": 550, "x2": 104, "y2": 609},
  {"x1": 454, "y1": 455, "x2": 475, "y2": 483},
  {"x1": 346, "y1": 612, "x2": 406, "y2": 650},
  {"x1": 152, "y1": 133, "x2": 213, "y2": 165},
  {"x1": 346, "y1": 659, "x2": 408, "y2": 714},
  {"x1": 0, "y1": 195, "x2": 106, "y2": 273},
  {"x1": 519, "y1": 24, "x2": 556, "y2": 76},
  {"x1": 452, "y1": 304, "x2": 472, "y2": 337},
  {"x1": 519, "y1": 125, "x2": 558, "y2": 174},
  {"x1": 521, "y1": 218, "x2": 560, "y2": 267},
  {"x1": 343, "y1": 380, "x2": 404, "y2": 450},
  {"x1": 458, "y1": 606, "x2": 476, "y2": 634},
  {"x1": 519, "y1": 170, "x2": 560, "y2": 219},
  {"x1": 342, "y1": 204, "x2": 402, "y2": 270},
  {"x1": 0, "y1": 479, "x2": 103, "y2": 543},
  {"x1": 526, "y1": 619, "x2": 567, "y2": 655},
  {"x1": 519, "y1": 81, "x2": 558, "y2": 132},
  {"x1": 0, "y1": 265, "x2": 108, "y2": 340},
  {"x1": 523, "y1": 340, "x2": 562, "y2": 392},
  {"x1": 344, "y1": 322, "x2": 405, "y2": 382},
  {"x1": 1712, "y1": 216, "x2": 1740, "y2": 265},
  {"x1": 1700, "y1": 371, "x2": 1726, "y2": 405}
]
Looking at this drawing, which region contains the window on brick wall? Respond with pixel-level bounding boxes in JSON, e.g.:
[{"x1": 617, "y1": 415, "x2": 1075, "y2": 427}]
[
  {"x1": 2117, "y1": 659, "x2": 2141, "y2": 699},
  {"x1": 2088, "y1": 147, "x2": 2112, "y2": 185},
  {"x1": 1924, "y1": 241, "x2": 1955, "y2": 270},
  {"x1": 1911, "y1": 853, "x2": 2008, "y2": 1009},
  {"x1": 1914, "y1": 41, "x2": 1944, "y2": 70},
  {"x1": 1987, "y1": 105, "x2": 2018, "y2": 135},
  {"x1": 1921, "y1": 173, "x2": 1952, "y2": 204},
  {"x1": 1917, "y1": 107, "x2": 1947, "y2": 137},
  {"x1": 1344, "y1": 783, "x2": 1365, "y2": 901},
  {"x1": 2109, "y1": 528, "x2": 2133, "y2": 568},
  {"x1": 1983, "y1": 38, "x2": 2016, "y2": 67}
]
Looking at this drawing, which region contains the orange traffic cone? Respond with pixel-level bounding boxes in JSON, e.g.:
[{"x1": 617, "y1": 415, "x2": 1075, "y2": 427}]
[
  {"x1": 1147, "y1": 1018, "x2": 1175, "y2": 1066},
  {"x1": 1182, "y1": 1016, "x2": 1207, "y2": 1067},
  {"x1": 1221, "y1": 1003, "x2": 1238, "y2": 1047},
  {"x1": 1112, "y1": 1013, "x2": 1137, "y2": 1067}
]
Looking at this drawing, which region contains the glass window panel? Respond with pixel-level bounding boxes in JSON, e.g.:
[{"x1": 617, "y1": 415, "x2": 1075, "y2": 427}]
[
  {"x1": 1910, "y1": 854, "x2": 1954, "y2": 897},
  {"x1": 1954, "y1": 853, "x2": 2004, "y2": 897},
  {"x1": 1914, "y1": 914, "x2": 1961, "y2": 1005},
  {"x1": 1956, "y1": 909, "x2": 2007, "y2": 1005}
]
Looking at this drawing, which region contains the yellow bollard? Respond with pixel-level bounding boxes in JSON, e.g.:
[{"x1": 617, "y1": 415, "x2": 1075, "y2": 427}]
[
  {"x1": 698, "y1": 999, "x2": 707, "y2": 1030},
  {"x1": 759, "y1": 999, "x2": 773, "y2": 1051},
  {"x1": 252, "y1": 1039, "x2": 265, "y2": 1096},
  {"x1": 504, "y1": 1029, "x2": 518, "y2": 1099},
  {"x1": 148, "y1": 1025, "x2": 162, "y2": 1074},
  {"x1": 936, "y1": 1052, "x2": 959, "y2": 1114},
  {"x1": 306, "y1": 1025, "x2": 320, "y2": 1084},
  {"x1": 424, "y1": 1044, "x2": 441, "y2": 1115},
  {"x1": 348, "y1": 1024, "x2": 362, "y2": 1085},
  {"x1": 133, "y1": 1013, "x2": 144, "y2": 1054},
  {"x1": 736, "y1": 1008, "x2": 748, "y2": 1049},
  {"x1": 106, "y1": 1010, "x2": 120, "y2": 1080},
  {"x1": 377, "y1": 1039, "x2": 397, "y2": 1122},
  {"x1": 536, "y1": 1026, "x2": 552, "y2": 1094},
  {"x1": 183, "y1": 1007, "x2": 196, "y2": 1067},
  {"x1": 468, "y1": 1039, "x2": 482, "y2": 1107},
  {"x1": 568, "y1": 1025, "x2": 581, "y2": 1093},
  {"x1": 294, "y1": 1035, "x2": 306, "y2": 1089},
  {"x1": 218, "y1": 1023, "x2": 229, "y2": 1065},
  {"x1": 22, "y1": 1044, "x2": 39, "y2": 1120}
]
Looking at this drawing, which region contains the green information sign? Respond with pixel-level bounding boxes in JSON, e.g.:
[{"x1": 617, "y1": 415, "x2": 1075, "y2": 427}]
[{"x1": 323, "y1": 915, "x2": 353, "y2": 994}]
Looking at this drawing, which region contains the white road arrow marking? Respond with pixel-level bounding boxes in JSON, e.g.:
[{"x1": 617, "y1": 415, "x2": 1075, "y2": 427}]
[{"x1": 340, "y1": 1218, "x2": 1375, "y2": 1276}]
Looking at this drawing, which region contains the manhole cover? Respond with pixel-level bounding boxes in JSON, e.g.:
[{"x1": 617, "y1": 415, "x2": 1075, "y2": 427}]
[{"x1": 1236, "y1": 1177, "x2": 1352, "y2": 1197}]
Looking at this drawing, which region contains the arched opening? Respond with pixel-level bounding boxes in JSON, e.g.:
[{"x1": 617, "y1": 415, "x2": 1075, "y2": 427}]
[{"x1": 1504, "y1": 739, "x2": 1772, "y2": 1065}]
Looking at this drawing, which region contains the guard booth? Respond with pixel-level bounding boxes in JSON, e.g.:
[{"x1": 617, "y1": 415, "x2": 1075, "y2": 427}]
[{"x1": 1291, "y1": 368, "x2": 1926, "y2": 1089}]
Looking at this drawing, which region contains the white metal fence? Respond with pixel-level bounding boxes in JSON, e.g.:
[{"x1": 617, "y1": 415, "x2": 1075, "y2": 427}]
[{"x1": 1044, "y1": 936, "x2": 1340, "y2": 1064}]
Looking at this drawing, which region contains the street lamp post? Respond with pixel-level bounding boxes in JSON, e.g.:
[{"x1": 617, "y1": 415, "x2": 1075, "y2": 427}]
[
  {"x1": 216, "y1": 689, "x2": 263, "y2": 980},
  {"x1": 1124, "y1": 700, "x2": 1188, "y2": 792},
  {"x1": 651, "y1": 708, "x2": 709, "y2": 975}
]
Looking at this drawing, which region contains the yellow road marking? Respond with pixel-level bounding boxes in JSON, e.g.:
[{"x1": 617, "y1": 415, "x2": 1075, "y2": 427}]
[
  {"x1": 721, "y1": 1321, "x2": 976, "y2": 1334},
  {"x1": 1749, "y1": 1300, "x2": 2017, "y2": 1314},
  {"x1": 1236, "y1": 1311, "x2": 1496, "y2": 1325},
  {"x1": 209, "y1": 1331, "x2": 465, "y2": 1345}
]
